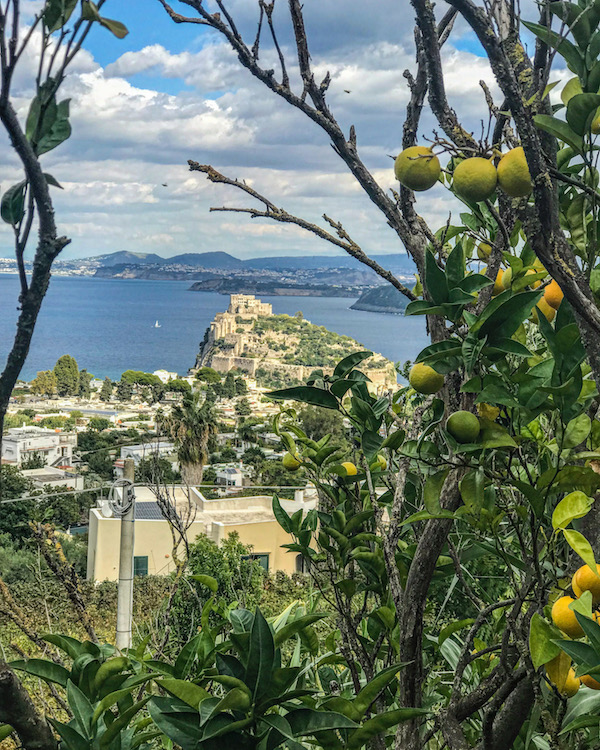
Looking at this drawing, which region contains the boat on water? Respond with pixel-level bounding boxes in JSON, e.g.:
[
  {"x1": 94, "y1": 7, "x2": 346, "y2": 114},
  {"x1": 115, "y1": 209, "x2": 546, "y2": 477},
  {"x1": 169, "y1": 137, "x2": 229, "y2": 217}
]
[{"x1": 154, "y1": 320, "x2": 161, "y2": 328}]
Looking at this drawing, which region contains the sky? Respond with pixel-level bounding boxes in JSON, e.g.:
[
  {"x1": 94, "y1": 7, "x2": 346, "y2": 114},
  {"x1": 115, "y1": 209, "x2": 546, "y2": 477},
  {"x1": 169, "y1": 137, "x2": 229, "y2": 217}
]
[{"x1": 0, "y1": 0, "x2": 558, "y2": 261}]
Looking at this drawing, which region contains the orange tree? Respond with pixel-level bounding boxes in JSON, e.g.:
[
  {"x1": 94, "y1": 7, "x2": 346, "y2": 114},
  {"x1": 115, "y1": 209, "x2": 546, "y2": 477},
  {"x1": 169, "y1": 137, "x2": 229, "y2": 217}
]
[{"x1": 152, "y1": 0, "x2": 600, "y2": 747}]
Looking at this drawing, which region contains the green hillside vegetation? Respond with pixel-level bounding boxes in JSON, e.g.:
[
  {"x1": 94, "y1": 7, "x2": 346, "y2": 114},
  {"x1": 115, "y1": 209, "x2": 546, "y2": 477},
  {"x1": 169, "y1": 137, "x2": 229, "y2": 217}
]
[{"x1": 252, "y1": 314, "x2": 383, "y2": 368}]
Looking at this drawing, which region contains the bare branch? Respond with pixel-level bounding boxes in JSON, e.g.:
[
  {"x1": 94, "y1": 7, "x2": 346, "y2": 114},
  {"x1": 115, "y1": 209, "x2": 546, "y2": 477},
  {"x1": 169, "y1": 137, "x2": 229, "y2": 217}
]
[{"x1": 189, "y1": 160, "x2": 417, "y2": 301}]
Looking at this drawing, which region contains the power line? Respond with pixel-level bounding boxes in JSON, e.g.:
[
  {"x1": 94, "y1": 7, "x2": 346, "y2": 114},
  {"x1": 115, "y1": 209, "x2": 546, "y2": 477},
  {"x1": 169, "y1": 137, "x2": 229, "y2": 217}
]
[{"x1": 0, "y1": 482, "x2": 307, "y2": 505}]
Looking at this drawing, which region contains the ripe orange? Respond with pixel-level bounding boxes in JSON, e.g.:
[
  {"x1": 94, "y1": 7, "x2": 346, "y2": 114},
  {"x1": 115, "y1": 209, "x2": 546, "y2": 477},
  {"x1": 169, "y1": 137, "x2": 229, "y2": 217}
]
[
  {"x1": 544, "y1": 279, "x2": 564, "y2": 310},
  {"x1": 572, "y1": 563, "x2": 600, "y2": 604},
  {"x1": 581, "y1": 674, "x2": 600, "y2": 689},
  {"x1": 551, "y1": 596, "x2": 584, "y2": 638}
]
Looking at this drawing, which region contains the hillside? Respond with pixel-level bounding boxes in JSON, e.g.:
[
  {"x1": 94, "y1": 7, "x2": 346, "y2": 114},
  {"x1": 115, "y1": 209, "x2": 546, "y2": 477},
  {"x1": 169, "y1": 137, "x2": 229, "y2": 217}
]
[
  {"x1": 350, "y1": 285, "x2": 410, "y2": 314},
  {"x1": 192, "y1": 294, "x2": 397, "y2": 390}
]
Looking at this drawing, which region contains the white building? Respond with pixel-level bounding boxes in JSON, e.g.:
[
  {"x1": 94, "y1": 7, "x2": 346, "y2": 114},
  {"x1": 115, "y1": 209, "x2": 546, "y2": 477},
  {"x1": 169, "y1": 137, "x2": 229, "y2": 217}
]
[
  {"x1": 21, "y1": 466, "x2": 84, "y2": 491},
  {"x1": 216, "y1": 464, "x2": 245, "y2": 488},
  {"x1": 119, "y1": 442, "x2": 176, "y2": 465},
  {"x1": 153, "y1": 370, "x2": 178, "y2": 384},
  {"x1": 1, "y1": 427, "x2": 77, "y2": 467}
]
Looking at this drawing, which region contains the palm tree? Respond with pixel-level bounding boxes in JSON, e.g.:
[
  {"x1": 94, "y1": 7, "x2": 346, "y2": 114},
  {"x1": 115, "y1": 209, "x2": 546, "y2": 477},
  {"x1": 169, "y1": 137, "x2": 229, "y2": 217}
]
[{"x1": 164, "y1": 392, "x2": 217, "y2": 485}]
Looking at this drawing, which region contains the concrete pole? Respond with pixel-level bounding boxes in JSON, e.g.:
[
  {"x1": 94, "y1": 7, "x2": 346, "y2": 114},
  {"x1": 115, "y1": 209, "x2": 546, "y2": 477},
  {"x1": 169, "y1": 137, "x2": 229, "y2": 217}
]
[{"x1": 116, "y1": 458, "x2": 135, "y2": 650}]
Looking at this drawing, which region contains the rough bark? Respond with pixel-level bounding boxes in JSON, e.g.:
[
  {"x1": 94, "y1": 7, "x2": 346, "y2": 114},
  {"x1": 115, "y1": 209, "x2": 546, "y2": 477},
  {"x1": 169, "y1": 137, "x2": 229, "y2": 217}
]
[{"x1": 0, "y1": 662, "x2": 57, "y2": 750}]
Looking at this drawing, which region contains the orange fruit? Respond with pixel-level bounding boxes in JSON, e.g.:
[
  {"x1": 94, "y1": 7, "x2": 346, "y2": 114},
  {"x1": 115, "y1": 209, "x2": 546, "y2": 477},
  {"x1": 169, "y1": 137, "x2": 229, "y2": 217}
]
[
  {"x1": 544, "y1": 279, "x2": 564, "y2": 310},
  {"x1": 582, "y1": 674, "x2": 600, "y2": 689},
  {"x1": 531, "y1": 298, "x2": 556, "y2": 324},
  {"x1": 551, "y1": 596, "x2": 584, "y2": 638},
  {"x1": 572, "y1": 563, "x2": 600, "y2": 604},
  {"x1": 492, "y1": 269, "x2": 504, "y2": 296}
]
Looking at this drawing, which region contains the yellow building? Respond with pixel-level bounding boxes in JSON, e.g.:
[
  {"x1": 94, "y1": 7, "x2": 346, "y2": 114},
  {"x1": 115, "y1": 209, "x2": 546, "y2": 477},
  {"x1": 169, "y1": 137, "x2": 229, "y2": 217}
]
[{"x1": 86, "y1": 486, "x2": 312, "y2": 581}]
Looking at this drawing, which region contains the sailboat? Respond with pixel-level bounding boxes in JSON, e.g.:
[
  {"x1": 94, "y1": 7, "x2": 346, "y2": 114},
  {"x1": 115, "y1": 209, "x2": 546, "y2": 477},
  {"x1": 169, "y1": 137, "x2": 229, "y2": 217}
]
[{"x1": 154, "y1": 320, "x2": 161, "y2": 328}]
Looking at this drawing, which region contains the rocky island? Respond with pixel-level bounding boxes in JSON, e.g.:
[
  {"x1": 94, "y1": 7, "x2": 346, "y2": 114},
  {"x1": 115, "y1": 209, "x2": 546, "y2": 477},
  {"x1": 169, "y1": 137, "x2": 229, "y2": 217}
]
[
  {"x1": 191, "y1": 294, "x2": 397, "y2": 391},
  {"x1": 350, "y1": 285, "x2": 410, "y2": 314}
]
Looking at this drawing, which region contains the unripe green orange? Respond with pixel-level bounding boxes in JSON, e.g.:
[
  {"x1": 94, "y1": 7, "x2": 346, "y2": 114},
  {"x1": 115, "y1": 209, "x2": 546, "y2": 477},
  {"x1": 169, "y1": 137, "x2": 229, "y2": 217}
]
[
  {"x1": 394, "y1": 146, "x2": 441, "y2": 191},
  {"x1": 497, "y1": 147, "x2": 532, "y2": 198},
  {"x1": 408, "y1": 363, "x2": 444, "y2": 395}
]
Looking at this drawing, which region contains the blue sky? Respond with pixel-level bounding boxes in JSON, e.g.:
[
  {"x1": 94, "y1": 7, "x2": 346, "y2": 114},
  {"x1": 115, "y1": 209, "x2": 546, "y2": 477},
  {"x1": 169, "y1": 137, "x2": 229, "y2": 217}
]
[{"x1": 0, "y1": 0, "x2": 543, "y2": 262}]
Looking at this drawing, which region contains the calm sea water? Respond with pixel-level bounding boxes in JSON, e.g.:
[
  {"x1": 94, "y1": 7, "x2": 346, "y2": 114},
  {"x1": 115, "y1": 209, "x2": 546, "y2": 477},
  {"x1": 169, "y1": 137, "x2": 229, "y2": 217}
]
[{"x1": 0, "y1": 274, "x2": 428, "y2": 381}]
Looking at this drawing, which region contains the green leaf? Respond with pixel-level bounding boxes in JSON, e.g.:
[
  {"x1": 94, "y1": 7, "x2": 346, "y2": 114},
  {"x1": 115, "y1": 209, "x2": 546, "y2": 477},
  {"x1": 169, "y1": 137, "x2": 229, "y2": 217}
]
[
  {"x1": 522, "y1": 20, "x2": 584, "y2": 75},
  {"x1": 272, "y1": 495, "x2": 293, "y2": 533},
  {"x1": 98, "y1": 16, "x2": 129, "y2": 38},
  {"x1": 553, "y1": 638, "x2": 600, "y2": 670},
  {"x1": 9, "y1": 658, "x2": 69, "y2": 687},
  {"x1": 459, "y1": 470, "x2": 485, "y2": 511},
  {"x1": 174, "y1": 633, "x2": 203, "y2": 679},
  {"x1": 567, "y1": 93, "x2": 600, "y2": 135},
  {"x1": 245, "y1": 608, "x2": 275, "y2": 700},
  {"x1": 157, "y1": 679, "x2": 211, "y2": 709},
  {"x1": 268, "y1": 386, "x2": 339, "y2": 410},
  {"x1": 352, "y1": 664, "x2": 405, "y2": 718},
  {"x1": 424, "y1": 250, "x2": 449, "y2": 305},
  {"x1": 439, "y1": 619, "x2": 475, "y2": 647},
  {"x1": 380, "y1": 429, "x2": 405, "y2": 450},
  {"x1": 333, "y1": 351, "x2": 373, "y2": 378},
  {"x1": 274, "y1": 614, "x2": 328, "y2": 647},
  {"x1": 48, "y1": 719, "x2": 89, "y2": 750},
  {"x1": 479, "y1": 418, "x2": 517, "y2": 449},
  {"x1": 534, "y1": 114, "x2": 583, "y2": 152},
  {"x1": 575, "y1": 611, "x2": 600, "y2": 654},
  {"x1": 92, "y1": 687, "x2": 138, "y2": 725},
  {"x1": 43, "y1": 0, "x2": 78, "y2": 32},
  {"x1": 285, "y1": 709, "x2": 357, "y2": 736},
  {"x1": 529, "y1": 613, "x2": 562, "y2": 668},
  {"x1": 445, "y1": 242, "x2": 465, "y2": 290},
  {"x1": 99, "y1": 698, "x2": 150, "y2": 747},
  {"x1": 347, "y1": 708, "x2": 428, "y2": 749},
  {"x1": 42, "y1": 633, "x2": 84, "y2": 659},
  {"x1": 0, "y1": 726, "x2": 13, "y2": 743},
  {"x1": 189, "y1": 574, "x2": 218, "y2": 592},
  {"x1": 552, "y1": 491, "x2": 594, "y2": 529},
  {"x1": 424, "y1": 469, "x2": 449, "y2": 515},
  {"x1": 564, "y1": 413, "x2": 592, "y2": 449},
  {"x1": 36, "y1": 99, "x2": 71, "y2": 155},
  {"x1": 474, "y1": 290, "x2": 543, "y2": 342},
  {"x1": 563, "y1": 528, "x2": 597, "y2": 570},
  {"x1": 1, "y1": 181, "x2": 27, "y2": 226},
  {"x1": 44, "y1": 173, "x2": 63, "y2": 189},
  {"x1": 67, "y1": 680, "x2": 93, "y2": 739}
]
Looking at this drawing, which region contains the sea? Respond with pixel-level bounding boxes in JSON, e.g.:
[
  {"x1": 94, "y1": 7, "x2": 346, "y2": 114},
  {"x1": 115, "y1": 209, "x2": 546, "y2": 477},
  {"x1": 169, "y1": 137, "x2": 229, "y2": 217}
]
[{"x1": 0, "y1": 274, "x2": 429, "y2": 382}]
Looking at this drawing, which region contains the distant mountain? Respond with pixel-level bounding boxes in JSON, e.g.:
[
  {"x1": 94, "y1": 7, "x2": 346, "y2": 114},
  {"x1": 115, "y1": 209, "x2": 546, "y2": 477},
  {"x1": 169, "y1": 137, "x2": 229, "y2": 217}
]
[
  {"x1": 167, "y1": 252, "x2": 244, "y2": 269},
  {"x1": 95, "y1": 251, "x2": 164, "y2": 266},
  {"x1": 244, "y1": 253, "x2": 415, "y2": 272},
  {"x1": 89, "y1": 250, "x2": 414, "y2": 274}
]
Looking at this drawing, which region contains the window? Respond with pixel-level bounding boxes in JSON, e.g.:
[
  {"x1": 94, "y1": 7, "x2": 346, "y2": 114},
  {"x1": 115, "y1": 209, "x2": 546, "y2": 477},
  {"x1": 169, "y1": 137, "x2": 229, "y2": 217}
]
[
  {"x1": 243, "y1": 553, "x2": 269, "y2": 572},
  {"x1": 133, "y1": 556, "x2": 148, "y2": 576}
]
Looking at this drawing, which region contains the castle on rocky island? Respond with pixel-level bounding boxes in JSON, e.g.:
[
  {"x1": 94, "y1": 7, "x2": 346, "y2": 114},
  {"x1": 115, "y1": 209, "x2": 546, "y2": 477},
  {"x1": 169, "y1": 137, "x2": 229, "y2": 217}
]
[{"x1": 191, "y1": 294, "x2": 397, "y2": 392}]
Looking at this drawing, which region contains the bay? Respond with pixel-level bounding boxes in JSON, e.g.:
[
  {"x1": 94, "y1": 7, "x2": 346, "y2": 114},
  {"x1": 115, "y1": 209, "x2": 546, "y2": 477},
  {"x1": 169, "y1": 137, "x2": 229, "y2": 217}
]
[{"x1": 0, "y1": 274, "x2": 428, "y2": 382}]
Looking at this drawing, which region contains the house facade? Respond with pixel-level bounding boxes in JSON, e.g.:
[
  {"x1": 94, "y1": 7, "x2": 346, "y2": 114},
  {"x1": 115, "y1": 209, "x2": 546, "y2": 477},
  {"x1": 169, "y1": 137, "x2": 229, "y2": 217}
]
[{"x1": 1, "y1": 426, "x2": 77, "y2": 467}]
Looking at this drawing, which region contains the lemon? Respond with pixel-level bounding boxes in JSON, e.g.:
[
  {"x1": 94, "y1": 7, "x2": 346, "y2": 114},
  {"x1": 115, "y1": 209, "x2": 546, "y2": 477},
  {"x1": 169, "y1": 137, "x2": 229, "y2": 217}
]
[
  {"x1": 502, "y1": 267, "x2": 513, "y2": 289},
  {"x1": 489, "y1": 268, "x2": 504, "y2": 296},
  {"x1": 561, "y1": 77, "x2": 583, "y2": 105},
  {"x1": 446, "y1": 411, "x2": 480, "y2": 443},
  {"x1": 341, "y1": 461, "x2": 358, "y2": 476},
  {"x1": 477, "y1": 242, "x2": 492, "y2": 260},
  {"x1": 394, "y1": 146, "x2": 441, "y2": 191},
  {"x1": 572, "y1": 563, "x2": 600, "y2": 604},
  {"x1": 477, "y1": 403, "x2": 500, "y2": 420},
  {"x1": 544, "y1": 279, "x2": 564, "y2": 310},
  {"x1": 452, "y1": 157, "x2": 497, "y2": 202},
  {"x1": 282, "y1": 452, "x2": 301, "y2": 471},
  {"x1": 563, "y1": 668, "x2": 581, "y2": 697},
  {"x1": 497, "y1": 147, "x2": 532, "y2": 198},
  {"x1": 581, "y1": 674, "x2": 600, "y2": 690},
  {"x1": 525, "y1": 269, "x2": 542, "y2": 289},
  {"x1": 409, "y1": 363, "x2": 444, "y2": 394},
  {"x1": 370, "y1": 454, "x2": 387, "y2": 471},
  {"x1": 546, "y1": 651, "x2": 572, "y2": 692},
  {"x1": 551, "y1": 596, "x2": 584, "y2": 638},
  {"x1": 531, "y1": 298, "x2": 556, "y2": 324}
]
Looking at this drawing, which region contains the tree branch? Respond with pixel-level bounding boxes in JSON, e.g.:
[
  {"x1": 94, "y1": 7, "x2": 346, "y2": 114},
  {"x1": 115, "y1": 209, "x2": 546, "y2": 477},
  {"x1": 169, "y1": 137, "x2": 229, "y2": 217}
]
[
  {"x1": 0, "y1": 662, "x2": 57, "y2": 750},
  {"x1": 188, "y1": 161, "x2": 417, "y2": 301}
]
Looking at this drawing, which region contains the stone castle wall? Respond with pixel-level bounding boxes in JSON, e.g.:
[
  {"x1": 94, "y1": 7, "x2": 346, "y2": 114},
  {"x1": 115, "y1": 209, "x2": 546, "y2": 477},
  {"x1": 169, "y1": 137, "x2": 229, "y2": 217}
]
[{"x1": 194, "y1": 294, "x2": 397, "y2": 393}]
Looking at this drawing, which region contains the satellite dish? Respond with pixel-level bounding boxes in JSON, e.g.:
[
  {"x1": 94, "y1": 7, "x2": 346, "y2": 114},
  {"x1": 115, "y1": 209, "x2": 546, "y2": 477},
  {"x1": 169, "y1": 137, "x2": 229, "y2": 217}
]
[{"x1": 99, "y1": 500, "x2": 113, "y2": 518}]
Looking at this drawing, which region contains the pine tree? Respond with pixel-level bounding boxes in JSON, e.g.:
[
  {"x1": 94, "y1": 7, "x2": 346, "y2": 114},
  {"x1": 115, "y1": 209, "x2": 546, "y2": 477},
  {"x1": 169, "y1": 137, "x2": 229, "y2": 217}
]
[
  {"x1": 53, "y1": 355, "x2": 79, "y2": 396},
  {"x1": 116, "y1": 379, "x2": 132, "y2": 402},
  {"x1": 30, "y1": 370, "x2": 57, "y2": 397},
  {"x1": 78, "y1": 369, "x2": 92, "y2": 399},
  {"x1": 99, "y1": 378, "x2": 113, "y2": 402}
]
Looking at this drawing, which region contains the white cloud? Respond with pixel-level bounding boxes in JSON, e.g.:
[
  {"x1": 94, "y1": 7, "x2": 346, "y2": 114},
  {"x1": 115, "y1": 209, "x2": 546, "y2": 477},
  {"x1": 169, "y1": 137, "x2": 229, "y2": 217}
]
[{"x1": 0, "y1": 0, "x2": 509, "y2": 262}]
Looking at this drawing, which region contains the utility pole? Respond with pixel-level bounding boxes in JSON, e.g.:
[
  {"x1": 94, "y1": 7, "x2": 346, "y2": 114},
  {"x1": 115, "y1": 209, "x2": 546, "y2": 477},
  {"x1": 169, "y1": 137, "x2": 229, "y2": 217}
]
[{"x1": 115, "y1": 458, "x2": 135, "y2": 650}]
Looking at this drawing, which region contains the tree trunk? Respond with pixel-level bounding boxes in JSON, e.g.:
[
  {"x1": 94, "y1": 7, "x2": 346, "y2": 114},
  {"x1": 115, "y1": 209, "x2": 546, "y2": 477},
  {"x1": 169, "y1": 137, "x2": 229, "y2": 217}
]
[{"x1": 0, "y1": 662, "x2": 57, "y2": 750}]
